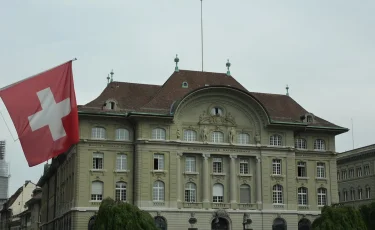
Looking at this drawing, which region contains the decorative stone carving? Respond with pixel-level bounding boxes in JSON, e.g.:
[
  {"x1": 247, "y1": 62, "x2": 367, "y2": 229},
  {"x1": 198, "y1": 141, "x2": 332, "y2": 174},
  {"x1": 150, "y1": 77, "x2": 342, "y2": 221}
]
[
  {"x1": 255, "y1": 133, "x2": 261, "y2": 145},
  {"x1": 201, "y1": 126, "x2": 209, "y2": 142},
  {"x1": 213, "y1": 209, "x2": 230, "y2": 218},
  {"x1": 256, "y1": 157, "x2": 261, "y2": 163},
  {"x1": 176, "y1": 152, "x2": 183, "y2": 158},
  {"x1": 198, "y1": 110, "x2": 236, "y2": 126},
  {"x1": 202, "y1": 153, "x2": 211, "y2": 159},
  {"x1": 156, "y1": 211, "x2": 161, "y2": 216},
  {"x1": 176, "y1": 128, "x2": 181, "y2": 139},
  {"x1": 229, "y1": 127, "x2": 236, "y2": 144}
]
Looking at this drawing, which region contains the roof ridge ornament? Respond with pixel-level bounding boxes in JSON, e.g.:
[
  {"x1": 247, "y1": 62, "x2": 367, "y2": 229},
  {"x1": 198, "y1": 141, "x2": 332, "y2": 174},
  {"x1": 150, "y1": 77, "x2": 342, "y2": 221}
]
[
  {"x1": 110, "y1": 69, "x2": 114, "y2": 82},
  {"x1": 174, "y1": 54, "x2": 179, "y2": 72},
  {"x1": 106, "y1": 74, "x2": 110, "y2": 85},
  {"x1": 226, "y1": 59, "x2": 231, "y2": 76},
  {"x1": 286, "y1": 84, "x2": 289, "y2": 96}
]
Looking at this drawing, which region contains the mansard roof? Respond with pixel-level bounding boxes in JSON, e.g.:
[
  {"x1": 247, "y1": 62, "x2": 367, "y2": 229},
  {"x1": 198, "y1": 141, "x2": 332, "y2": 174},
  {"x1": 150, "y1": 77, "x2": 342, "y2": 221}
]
[{"x1": 78, "y1": 69, "x2": 348, "y2": 133}]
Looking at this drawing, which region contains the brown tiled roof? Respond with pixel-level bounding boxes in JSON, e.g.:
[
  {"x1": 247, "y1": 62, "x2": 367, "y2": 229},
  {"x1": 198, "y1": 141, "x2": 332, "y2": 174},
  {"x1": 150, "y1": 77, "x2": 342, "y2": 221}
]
[{"x1": 79, "y1": 70, "x2": 347, "y2": 131}]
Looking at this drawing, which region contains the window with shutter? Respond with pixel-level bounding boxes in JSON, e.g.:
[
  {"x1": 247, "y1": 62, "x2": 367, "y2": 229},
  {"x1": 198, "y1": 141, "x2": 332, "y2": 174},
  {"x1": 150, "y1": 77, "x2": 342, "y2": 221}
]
[{"x1": 239, "y1": 184, "x2": 251, "y2": 203}]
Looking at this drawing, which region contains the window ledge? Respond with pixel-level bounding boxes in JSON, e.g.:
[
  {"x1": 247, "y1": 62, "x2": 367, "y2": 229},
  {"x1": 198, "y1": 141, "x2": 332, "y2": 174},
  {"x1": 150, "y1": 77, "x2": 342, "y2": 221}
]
[
  {"x1": 315, "y1": 177, "x2": 328, "y2": 181},
  {"x1": 113, "y1": 170, "x2": 129, "y2": 173},
  {"x1": 211, "y1": 173, "x2": 226, "y2": 176},
  {"x1": 151, "y1": 170, "x2": 168, "y2": 176},
  {"x1": 184, "y1": 172, "x2": 199, "y2": 175},
  {"x1": 271, "y1": 174, "x2": 285, "y2": 178},
  {"x1": 90, "y1": 169, "x2": 106, "y2": 175},
  {"x1": 298, "y1": 205, "x2": 310, "y2": 209},
  {"x1": 296, "y1": 177, "x2": 309, "y2": 180},
  {"x1": 238, "y1": 174, "x2": 253, "y2": 177},
  {"x1": 153, "y1": 201, "x2": 165, "y2": 206},
  {"x1": 273, "y1": 204, "x2": 285, "y2": 208},
  {"x1": 89, "y1": 200, "x2": 102, "y2": 203}
]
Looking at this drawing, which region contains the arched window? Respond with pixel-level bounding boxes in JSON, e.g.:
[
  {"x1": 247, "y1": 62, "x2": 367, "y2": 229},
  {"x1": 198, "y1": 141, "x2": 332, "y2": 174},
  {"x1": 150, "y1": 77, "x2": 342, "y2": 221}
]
[
  {"x1": 317, "y1": 188, "x2": 327, "y2": 206},
  {"x1": 91, "y1": 181, "x2": 103, "y2": 201},
  {"x1": 213, "y1": 183, "x2": 224, "y2": 203},
  {"x1": 153, "y1": 181, "x2": 165, "y2": 201},
  {"x1": 88, "y1": 216, "x2": 96, "y2": 230},
  {"x1": 239, "y1": 184, "x2": 251, "y2": 203},
  {"x1": 366, "y1": 185, "x2": 371, "y2": 199},
  {"x1": 154, "y1": 216, "x2": 167, "y2": 230},
  {"x1": 237, "y1": 133, "x2": 250, "y2": 144},
  {"x1": 272, "y1": 184, "x2": 283, "y2": 204},
  {"x1": 295, "y1": 138, "x2": 307, "y2": 149},
  {"x1": 184, "y1": 182, "x2": 196, "y2": 202},
  {"x1": 297, "y1": 187, "x2": 308, "y2": 205},
  {"x1": 115, "y1": 182, "x2": 127, "y2": 201},
  {"x1": 298, "y1": 218, "x2": 311, "y2": 230},
  {"x1": 152, "y1": 128, "x2": 166, "y2": 140},
  {"x1": 183, "y1": 130, "x2": 197, "y2": 142},
  {"x1": 91, "y1": 127, "x2": 106, "y2": 139},
  {"x1": 115, "y1": 128, "x2": 129, "y2": 141},
  {"x1": 182, "y1": 81, "x2": 188, "y2": 88},
  {"x1": 270, "y1": 135, "x2": 282, "y2": 146},
  {"x1": 314, "y1": 139, "x2": 326, "y2": 150},
  {"x1": 212, "y1": 131, "x2": 224, "y2": 143},
  {"x1": 273, "y1": 218, "x2": 287, "y2": 230}
]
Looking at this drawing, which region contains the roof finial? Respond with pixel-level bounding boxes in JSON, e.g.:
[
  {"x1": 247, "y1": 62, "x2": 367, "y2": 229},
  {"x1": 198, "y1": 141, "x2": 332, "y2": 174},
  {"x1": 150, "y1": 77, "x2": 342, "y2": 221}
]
[
  {"x1": 110, "y1": 70, "x2": 114, "y2": 82},
  {"x1": 286, "y1": 84, "x2": 290, "y2": 96},
  {"x1": 174, "y1": 54, "x2": 179, "y2": 72},
  {"x1": 226, "y1": 59, "x2": 231, "y2": 76},
  {"x1": 107, "y1": 74, "x2": 110, "y2": 85}
]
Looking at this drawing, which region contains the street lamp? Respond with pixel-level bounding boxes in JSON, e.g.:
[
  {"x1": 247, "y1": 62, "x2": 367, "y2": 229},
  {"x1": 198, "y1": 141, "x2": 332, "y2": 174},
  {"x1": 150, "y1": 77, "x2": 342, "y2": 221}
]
[{"x1": 242, "y1": 213, "x2": 253, "y2": 230}]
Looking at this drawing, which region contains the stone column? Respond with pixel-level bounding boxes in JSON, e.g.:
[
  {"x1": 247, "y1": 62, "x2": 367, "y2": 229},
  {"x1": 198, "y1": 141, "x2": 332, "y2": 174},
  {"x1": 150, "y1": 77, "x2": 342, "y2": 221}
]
[
  {"x1": 177, "y1": 152, "x2": 183, "y2": 209},
  {"x1": 202, "y1": 153, "x2": 210, "y2": 209},
  {"x1": 230, "y1": 155, "x2": 238, "y2": 209},
  {"x1": 256, "y1": 156, "x2": 262, "y2": 209}
]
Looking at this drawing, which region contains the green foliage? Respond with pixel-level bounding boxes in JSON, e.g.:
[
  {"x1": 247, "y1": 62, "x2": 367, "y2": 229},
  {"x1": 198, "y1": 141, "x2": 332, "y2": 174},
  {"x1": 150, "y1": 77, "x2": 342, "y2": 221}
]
[
  {"x1": 312, "y1": 205, "x2": 367, "y2": 230},
  {"x1": 359, "y1": 202, "x2": 375, "y2": 230},
  {"x1": 94, "y1": 197, "x2": 159, "y2": 230}
]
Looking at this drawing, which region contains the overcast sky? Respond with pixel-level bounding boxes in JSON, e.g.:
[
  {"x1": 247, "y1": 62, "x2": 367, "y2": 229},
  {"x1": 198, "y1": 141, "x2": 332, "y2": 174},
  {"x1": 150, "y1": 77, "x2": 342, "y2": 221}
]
[{"x1": 1, "y1": 0, "x2": 374, "y2": 195}]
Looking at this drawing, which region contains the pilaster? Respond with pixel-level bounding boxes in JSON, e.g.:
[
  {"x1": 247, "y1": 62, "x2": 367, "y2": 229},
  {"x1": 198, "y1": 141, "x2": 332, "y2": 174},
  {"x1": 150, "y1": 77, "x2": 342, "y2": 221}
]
[
  {"x1": 230, "y1": 155, "x2": 238, "y2": 209},
  {"x1": 202, "y1": 153, "x2": 210, "y2": 209}
]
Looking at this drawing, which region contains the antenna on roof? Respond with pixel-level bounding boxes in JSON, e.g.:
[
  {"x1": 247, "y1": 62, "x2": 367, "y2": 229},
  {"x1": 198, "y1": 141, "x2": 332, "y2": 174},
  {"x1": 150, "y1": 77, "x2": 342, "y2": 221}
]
[
  {"x1": 286, "y1": 85, "x2": 289, "y2": 96},
  {"x1": 200, "y1": 0, "x2": 204, "y2": 72},
  {"x1": 110, "y1": 70, "x2": 114, "y2": 82},
  {"x1": 351, "y1": 118, "x2": 355, "y2": 149}
]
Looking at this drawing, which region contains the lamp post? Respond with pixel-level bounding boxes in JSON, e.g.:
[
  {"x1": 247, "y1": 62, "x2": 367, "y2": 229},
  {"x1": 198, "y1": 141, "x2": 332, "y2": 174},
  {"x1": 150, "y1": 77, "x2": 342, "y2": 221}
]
[{"x1": 242, "y1": 213, "x2": 253, "y2": 230}]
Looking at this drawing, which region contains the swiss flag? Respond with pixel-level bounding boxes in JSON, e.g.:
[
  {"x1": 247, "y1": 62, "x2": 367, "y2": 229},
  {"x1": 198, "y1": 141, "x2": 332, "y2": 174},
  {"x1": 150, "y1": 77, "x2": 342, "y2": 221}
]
[{"x1": 0, "y1": 61, "x2": 79, "y2": 167}]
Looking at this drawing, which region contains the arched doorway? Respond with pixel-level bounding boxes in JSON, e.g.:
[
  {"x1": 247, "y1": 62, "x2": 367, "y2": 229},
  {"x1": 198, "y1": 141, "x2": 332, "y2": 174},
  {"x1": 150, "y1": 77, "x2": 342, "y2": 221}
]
[
  {"x1": 155, "y1": 216, "x2": 167, "y2": 230},
  {"x1": 211, "y1": 217, "x2": 229, "y2": 230},
  {"x1": 272, "y1": 217, "x2": 287, "y2": 230},
  {"x1": 88, "y1": 216, "x2": 96, "y2": 230},
  {"x1": 298, "y1": 218, "x2": 311, "y2": 230}
]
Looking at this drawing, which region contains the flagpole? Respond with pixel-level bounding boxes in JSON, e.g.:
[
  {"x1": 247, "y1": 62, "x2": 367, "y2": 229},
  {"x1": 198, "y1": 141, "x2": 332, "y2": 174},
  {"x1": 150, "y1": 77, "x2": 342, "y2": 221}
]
[
  {"x1": 200, "y1": 0, "x2": 204, "y2": 72},
  {"x1": 0, "y1": 58, "x2": 77, "y2": 91}
]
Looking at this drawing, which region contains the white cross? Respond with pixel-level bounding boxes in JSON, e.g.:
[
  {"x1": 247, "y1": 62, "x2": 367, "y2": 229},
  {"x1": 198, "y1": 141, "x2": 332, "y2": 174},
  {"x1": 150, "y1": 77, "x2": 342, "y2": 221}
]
[{"x1": 28, "y1": 87, "x2": 71, "y2": 141}]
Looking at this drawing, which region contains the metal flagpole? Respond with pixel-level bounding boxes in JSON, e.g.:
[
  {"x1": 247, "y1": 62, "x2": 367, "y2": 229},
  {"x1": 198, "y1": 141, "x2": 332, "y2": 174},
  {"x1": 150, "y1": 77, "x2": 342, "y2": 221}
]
[{"x1": 201, "y1": 0, "x2": 204, "y2": 72}]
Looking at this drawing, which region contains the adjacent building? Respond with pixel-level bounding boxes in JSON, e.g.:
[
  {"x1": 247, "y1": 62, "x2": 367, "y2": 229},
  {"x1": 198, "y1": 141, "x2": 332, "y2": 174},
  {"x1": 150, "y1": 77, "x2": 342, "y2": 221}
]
[
  {"x1": 18, "y1": 187, "x2": 42, "y2": 230},
  {"x1": 0, "y1": 140, "x2": 10, "y2": 206},
  {"x1": 337, "y1": 144, "x2": 375, "y2": 207},
  {"x1": 37, "y1": 62, "x2": 348, "y2": 230},
  {"x1": 0, "y1": 181, "x2": 37, "y2": 230}
]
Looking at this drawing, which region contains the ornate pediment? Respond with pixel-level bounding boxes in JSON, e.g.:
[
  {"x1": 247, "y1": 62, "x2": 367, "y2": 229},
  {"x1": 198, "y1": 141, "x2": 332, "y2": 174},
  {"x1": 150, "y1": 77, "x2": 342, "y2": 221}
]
[{"x1": 198, "y1": 110, "x2": 236, "y2": 126}]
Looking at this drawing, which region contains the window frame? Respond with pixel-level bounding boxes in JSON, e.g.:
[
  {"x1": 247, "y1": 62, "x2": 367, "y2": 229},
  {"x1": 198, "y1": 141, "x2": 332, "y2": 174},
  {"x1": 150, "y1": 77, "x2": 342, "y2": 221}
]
[
  {"x1": 115, "y1": 182, "x2": 127, "y2": 201},
  {"x1": 153, "y1": 154, "x2": 164, "y2": 171},
  {"x1": 314, "y1": 139, "x2": 326, "y2": 151},
  {"x1": 92, "y1": 152, "x2": 104, "y2": 170},
  {"x1": 184, "y1": 182, "x2": 196, "y2": 203},
  {"x1": 116, "y1": 154, "x2": 127, "y2": 171},
  {"x1": 115, "y1": 128, "x2": 129, "y2": 141},
  {"x1": 272, "y1": 159, "x2": 282, "y2": 175},
  {"x1": 239, "y1": 158, "x2": 249, "y2": 174},
  {"x1": 317, "y1": 188, "x2": 327, "y2": 206},
  {"x1": 212, "y1": 131, "x2": 224, "y2": 143},
  {"x1": 297, "y1": 161, "x2": 307, "y2": 177},
  {"x1": 152, "y1": 128, "x2": 166, "y2": 140},
  {"x1": 91, "y1": 127, "x2": 106, "y2": 140},
  {"x1": 237, "y1": 133, "x2": 250, "y2": 144},
  {"x1": 272, "y1": 184, "x2": 283, "y2": 204},
  {"x1": 316, "y1": 162, "x2": 326, "y2": 178},
  {"x1": 295, "y1": 138, "x2": 307, "y2": 149},
  {"x1": 213, "y1": 157, "x2": 223, "y2": 173},
  {"x1": 270, "y1": 134, "x2": 282, "y2": 146},
  {"x1": 183, "y1": 130, "x2": 197, "y2": 142},
  {"x1": 153, "y1": 181, "x2": 165, "y2": 201},
  {"x1": 297, "y1": 187, "x2": 308, "y2": 206},
  {"x1": 185, "y1": 156, "x2": 196, "y2": 173}
]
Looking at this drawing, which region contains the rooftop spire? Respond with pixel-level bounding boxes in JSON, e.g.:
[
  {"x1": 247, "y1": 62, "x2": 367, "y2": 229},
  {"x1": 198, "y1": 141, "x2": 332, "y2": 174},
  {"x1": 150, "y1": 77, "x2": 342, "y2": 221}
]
[
  {"x1": 286, "y1": 84, "x2": 289, "y2": 96},
  {"x1": 107, "y1": 74, "x2": 110, "y2": 85},
  {"x1": 110, "y1": 70, "x2": 114, "y2": 82},
  {"x1": 174, "y1": 54, "x2": 179, "y2": 72},
  {"x1": 226, "y1": 59, "x2": 231, "y2": 76}
]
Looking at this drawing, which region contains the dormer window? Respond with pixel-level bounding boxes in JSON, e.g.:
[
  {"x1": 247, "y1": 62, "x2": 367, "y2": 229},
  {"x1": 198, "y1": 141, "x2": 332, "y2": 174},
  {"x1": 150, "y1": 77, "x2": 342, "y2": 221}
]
[
  {"x1": 303, "y1": 113, "x2": 314, "y2": 123},
  {"x1": 104, "y1": 100, "x2": 117, "y2": 110},
  {"x1": 306, "y1": 115, "x2": 313, "y2": 123},
  {"x1": 182, "y1": 81, "x2": 188, "y2": 88},
  {"x1": 211, "y1": 107, "x2": 223, "y2": 116}
]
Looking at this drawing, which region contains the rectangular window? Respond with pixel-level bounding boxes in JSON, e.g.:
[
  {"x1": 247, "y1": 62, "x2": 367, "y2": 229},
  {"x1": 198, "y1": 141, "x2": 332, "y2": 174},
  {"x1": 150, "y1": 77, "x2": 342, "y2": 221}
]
[
  {"x1": 366, "y1": 187, "x2": 371, "y2": 199},
  {"x1": 349, "y1": 168, "x2": 354, "y2": 178},
  {"x1": 342, "y1": 170, "x2": 347, "y2": 179},
  {"x1": 239, "y1": 185, "x2": 251, "y2": 203},
  {"x1": 153, "y1": 154, "x2": 164, "y2": 170},
  {"x1": 364, "y1": 165, "x2": 370, "y2": 176},
  {"x1": 239, "y1": 159, "x2": 249, "y2": 174},
  {"x1": 272, "y1": 159, "x2": 281, "y2": 175},
  {"x1": 116, "y1": 154, "x2": 127, "y2": 171},
  {"x1": 357, "y1": 167, "x2": 363, "y2": 177},
  {"x1": 297, "y1": 162, "x2": 307, "y2": 177},
  {"x1": 298, "y1": 188, "x2": 308, "y2": 205},
  {"x1": 185, "y1": 156, "x2": 196, "y2": 172},
  {"x1": 213, "y1": 158, "x2": 223, "y2": 173},
  {"x1": 350, "y1": 190, "x2": 355, "y2": 200},
  {"x1": 358, "y1": 189, "x2": 362, "y2": 200},
  {"x1": 92, "y1": 152, "x2": 103, "y2": 169},
  {"x1": 317, "y1": 162, "x2": 326, "y2": 178}
]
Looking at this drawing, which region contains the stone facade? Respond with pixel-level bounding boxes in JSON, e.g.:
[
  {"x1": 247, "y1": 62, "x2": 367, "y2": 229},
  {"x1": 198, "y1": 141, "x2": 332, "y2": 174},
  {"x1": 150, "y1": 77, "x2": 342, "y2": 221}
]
[
  {"x1": 337, "y1": 144, "x2": 375, "y2": 207},
  {"x1": 37, "y1": 69, "x2": 347, "y2": 230}
]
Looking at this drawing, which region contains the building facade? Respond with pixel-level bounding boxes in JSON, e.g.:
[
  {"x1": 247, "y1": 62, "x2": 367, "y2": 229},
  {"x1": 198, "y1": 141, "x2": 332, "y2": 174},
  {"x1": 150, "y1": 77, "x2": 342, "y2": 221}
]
[
  {"x1": 38, "y1": 66, "x2": 347, "y2": 230},
  {"x1": 0, "y1": 181, "x2": 37, "y2": 230},
  {"x1": 0, "y1": 140, "x2": 10, "y2": 206},
  {"x1": 337, "y1": 144, "x2": 375, "y2": 207}
]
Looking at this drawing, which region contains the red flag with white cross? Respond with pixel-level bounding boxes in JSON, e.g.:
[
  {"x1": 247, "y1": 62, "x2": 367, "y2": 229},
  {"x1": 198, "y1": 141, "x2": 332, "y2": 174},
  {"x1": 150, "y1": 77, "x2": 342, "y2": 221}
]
[{"x1": 0, "y1": 60, "x2": 79, "y2": 167}]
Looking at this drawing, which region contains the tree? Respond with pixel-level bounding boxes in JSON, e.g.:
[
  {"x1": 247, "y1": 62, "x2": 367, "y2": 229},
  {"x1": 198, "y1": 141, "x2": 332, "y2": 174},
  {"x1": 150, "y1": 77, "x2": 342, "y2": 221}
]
[
  {"x1": 359, "y1": 202, "x2": 375, "y2": 230},
  {"x1": 94, "y1": 197, "x2": 159, "y2": 230},
  {"x1": 312, "y1": 205, "x2": 367, "y2": 230}
]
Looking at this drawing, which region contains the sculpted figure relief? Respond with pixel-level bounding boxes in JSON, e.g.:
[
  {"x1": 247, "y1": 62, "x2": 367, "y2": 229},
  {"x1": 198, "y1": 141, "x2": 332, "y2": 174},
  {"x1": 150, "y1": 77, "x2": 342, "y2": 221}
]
[
  {"x1": 201, "y1": 126, "x2": 208, "y2": 142},
  {"x1": 176, "y1": 128, "x2": 181, "y2": 139},
  {"x1": 255, "y1": 133, "x2": 261, "y2": 145},
  {"x1": 229, "y1": 127, "x2": 236, "y2": 144}
]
